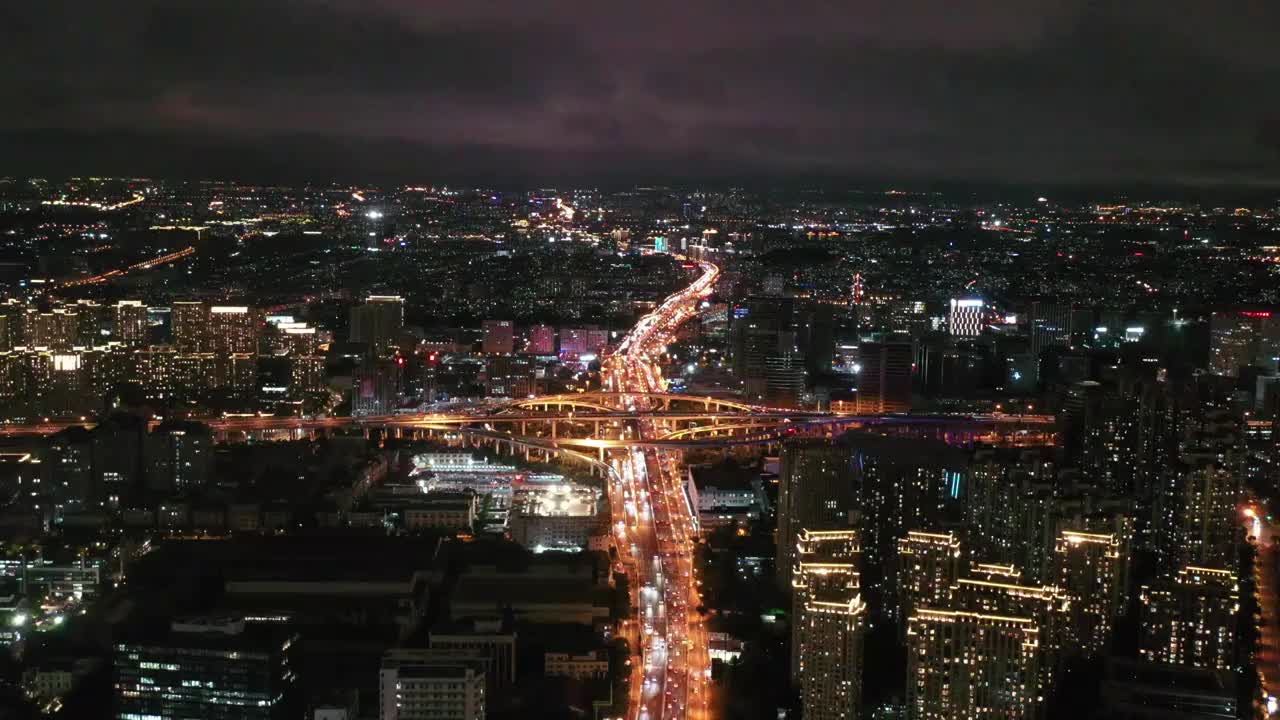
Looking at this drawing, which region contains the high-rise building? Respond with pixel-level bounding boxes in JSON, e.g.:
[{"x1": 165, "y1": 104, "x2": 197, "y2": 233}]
[
  {"x1": 1059, "y1": 381, "x2": 1141, "y2": 496},
  {"x1": 776, "y1": 441, "x2": 856, "y2": 588},
  {"x1": 949, "y1": 576, "x2": 1070, "y2": 706},
  {"x1": 1029, "y1": 301, "x2": 1072, "y2": 364},
  {"x1": 965, "y1": 449, "x2": 1056, "y2": 571},
  {"x1": 906, "y1": 608, "x2": 1041, "y2": 720},
  {"x1": 895, "y1": 531, "x2": 962, "y2": 624},
  {"x1": 764, "y1": 351, "x2": 806, "y2": 408},
  {"x1": 1209, "y1": 310, "x2": 1280, "y2": 377},
  {"x1": 290, "y1": 355, "x2": 327, "y2": 395},
  {"x1": 113, "y1": 301, "x2": 148, "y2": 347},
  {"x1": 948, "y1": 298, "x2": 984, "y2": 338},
  {"x1": 524, "y1": 324, "x2": 555, "y2": 355},
  {"x1": 350, "y1": 296, "x2": 405, "y2": 353},
  {"x1": 352, "y1": 358, "x2": 402, "y2": 416},
  {"x1": 845, "y1": 433, "x2": 969, "y2": 609},
  {"x1": 208, "y1": 306, "x2": 257, "y2": 354},
  {"x1": 28, "y1": 309, "x2": 78, "y2": 350},
  {"x1": 379, "y1": 650, "x2": 486, "y2": 720},
  {"x1": 481, "y1": 320, "x2": 514, "y2": 355},
  {"x1": 1140, "y1": 565, "x2": 1239, "y2": 671},
  {"x1": 171, "y1": 301, "x2": 209, "y2": 352},
  {"x1": 855, "y1": 341, "x2": 913, "y2": 413},
  {"x1": 558, "y1": 327, "x2": 607, "y2": 359},
  {"x1": 1163, "y1": 452, "x2": 1242, "y2": 573},
  {"x1": 1054, "y1": 530, "x2": 1124, "y2": 658},
  {"x1": 147, "y1": 421, "x2": 212, "y2": 493},
  {"x1": 113, "y1": 617, "x2": 298, "y2": 720},
  {"x1": 791, "y1": 529, "x2": 865, "y2": 720}
]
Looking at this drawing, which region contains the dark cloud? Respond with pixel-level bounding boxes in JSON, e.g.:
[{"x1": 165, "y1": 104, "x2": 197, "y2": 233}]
[{"x1": 1, "y1": 0, "x2": 1277, "y2": 187}]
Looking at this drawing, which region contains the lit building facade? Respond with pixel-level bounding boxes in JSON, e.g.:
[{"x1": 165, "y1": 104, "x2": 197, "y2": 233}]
[
  {"x1": 906, "y1": 608, "x2": 1040, "y2": 720},
  {"x1": 1053, "y1": 530, "x2": 1124, "y2": 658},
  {"x1": 948, "y1": 298, "x2": 984, "y2": 338},
  {"x1": 791, "y1": 529, "x2": 865, "y2": 720},
  {"x1": 1140, "y1": 565, "x2": 1239, "y2": 671},
  {"x1": 895, "y1": 530, "x2": 962, "y2": 624}
]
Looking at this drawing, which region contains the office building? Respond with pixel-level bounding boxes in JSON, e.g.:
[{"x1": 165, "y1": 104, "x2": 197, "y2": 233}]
[
  {"x1": 895, "y1": 531, "x2": 962, "y2": 624},
  {"x1": 379, "y1": 650, "x2": 485, "y2": 720},
  {"x1": 1029, "y1": 301, "x2": 1072, "y2": 363},
  {"x1": 791, "y1": 529, "x2": 865, "y2": 720},
  {"x1": 854, "y1": 342, "x2": 913, "y2": 414},
  {"x1": 208, "y1": 306, "x2": 257, "y2": 354},
  {"x1": 113, "y1": 617, "x2": 298, "y2": 720},
  {"x1": 1054, "y1": 530, "x2": 1124, "y2": 658},
  {"x1": 776, "y1": 441, "x2": 856, "y2": 588},
  {"x1": 948, "y1": 298, "x2": 983, "y2": 337},
  {"x1": 1140, "y1": 566, "x2": 1239, "y2": 671},
  {"x1": 350, "y1": 296, "x2": 405, "y2": 353},
  {"x1": 906, "y1": 608, "x2": 1040, "y2": 720},
  {"x1": 481, "y1": 320, "x2": 514, "y2": 355}
]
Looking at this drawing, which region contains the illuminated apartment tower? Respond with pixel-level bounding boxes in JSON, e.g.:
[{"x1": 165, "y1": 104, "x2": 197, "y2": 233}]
[
  {"x1": 895, "y1": 531, "x2": 962, "y2": 625},
  {"x1": 171, "y1": 301, "x2": 209, "y2": 351},
  {"x1": 906, "y1": 608, "x2": 1040, "y2": 720},
  {"x1": 113, "y1": 300, "x2": 148, "y2": 347},
  {"x1": 28, "y1": 309, "x2": 79, "y2": 350},
  {"x1": 350, "y1": 296, "x2": 405, "y2": 353},
  {"x1": 791, "y1": 529, "x2": 866, "y2": 720},
  {"x1": 776, "y1": 441, "x2": 856, "y2": 588},
  {"x1": 208, "y1": 306, "x2": 257, "y2": 354},
  {"x1": 1053, "y1": 530, "x2": 1124, "y2": 658},
  {"x1": 1140, "y1": 565, "x2": 1239, "y2": 671},
  {"x1": 1165, "y1": 452, "x2": 1242, "y2": 572},
  {"x1": 948, "y1": 298, "x2": 984, "y2": 337},
  {"x1": 949, "y1": 575, "x2": 1070, "y2": 708}
]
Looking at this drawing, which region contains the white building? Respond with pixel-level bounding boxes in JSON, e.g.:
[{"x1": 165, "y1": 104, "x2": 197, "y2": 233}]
[
  {"x1": 379, "y1": 651, "x2": 486, "y2": 720},
  {"x1": 949, "y1": 298, "x2": 984, "y2": 337}
]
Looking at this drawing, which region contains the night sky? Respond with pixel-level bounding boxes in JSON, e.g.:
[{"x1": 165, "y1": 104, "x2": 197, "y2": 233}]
[{"x1": 3, "y1": 1, "x2": 1279, "y2": 187}]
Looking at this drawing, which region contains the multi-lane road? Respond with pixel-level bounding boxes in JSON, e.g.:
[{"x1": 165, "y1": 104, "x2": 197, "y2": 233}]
[{"x1": 604, "y1": 261, "x2": 718, "y2": 720}]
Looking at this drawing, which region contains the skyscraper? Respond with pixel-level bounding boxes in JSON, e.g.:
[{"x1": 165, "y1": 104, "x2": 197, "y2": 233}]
[
  {"x1": 1029, "y1": 301, "x2": 1072, "y2": 363},
  {"x1": 1054, "y1": 530, "x2": 1124, "y2": 658},
  {"x1": 1140, "y1": 565, "x2": 1239, "y2": 671},
  {"x1": 906, "y1": 608, "x2": 1041, "y2": 720},
  {"x1": 948, "y1": 298, "x2": 984, "y2": 338},
  {"x1": 895, "y1": 531, "x2": 962, "y2": 625},
  {"x1": 481, "y1": 320, "x2": 514, "y2": 355},
  {"x1": 776, "y1": 441, "x2": 856, "y2": 588},
  {"x1": 791, "y1": 529, "x2": 865, "y2": 720},
  {"x1": 350, "y1": 296, "x2": 405, "y2": 353}
]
